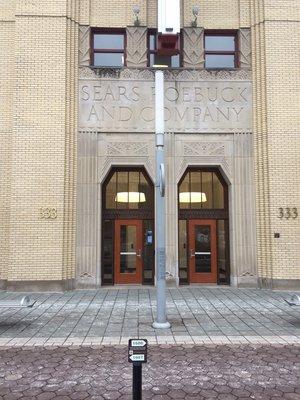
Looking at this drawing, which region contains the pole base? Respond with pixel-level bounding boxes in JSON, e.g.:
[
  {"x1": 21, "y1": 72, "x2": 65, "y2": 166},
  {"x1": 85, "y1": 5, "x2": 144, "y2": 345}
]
[{"x1": 152, "y1": 321, "x2": 171, "y2": 329}]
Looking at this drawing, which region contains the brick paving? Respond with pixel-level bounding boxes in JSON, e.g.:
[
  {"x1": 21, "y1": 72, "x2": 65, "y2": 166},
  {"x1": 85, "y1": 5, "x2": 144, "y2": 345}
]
[
  {"x1": 0, "y1": 288, "x2": 299, "y2": 346},
  {"x1": 0, "y1": 344, "x2": 299, "y2": 399}
]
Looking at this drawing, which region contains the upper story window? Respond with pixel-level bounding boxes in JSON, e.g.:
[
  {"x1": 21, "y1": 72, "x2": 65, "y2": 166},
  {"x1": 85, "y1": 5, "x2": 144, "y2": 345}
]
[
  {"x1": 148, "y1": 30, "x2": 181, "y2": 68},
  {"x1": 92, "y1": 30, "x2": 126, "y2": 67},
  {"x1": 204, "y1": 31, "x2": 238, "y2": 69}
]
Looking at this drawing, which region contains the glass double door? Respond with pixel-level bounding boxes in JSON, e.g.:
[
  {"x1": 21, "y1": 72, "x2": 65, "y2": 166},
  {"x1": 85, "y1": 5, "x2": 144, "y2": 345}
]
[
  {"x1": 114, "y1": 220, "x2": 143, "y2": 284},
  {"x1": 188, "y1": 219, "x2": 217, "y2": 283}
]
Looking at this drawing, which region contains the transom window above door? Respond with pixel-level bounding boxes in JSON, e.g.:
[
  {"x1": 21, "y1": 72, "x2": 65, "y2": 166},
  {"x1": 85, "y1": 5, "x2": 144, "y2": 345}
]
[
  {"x1": 92, "y1": 30, "x2": 125, "y2": 67},
  {"x1": 179, "y1": 170, "x2": 226, "y2": 209},
  {"x1": 105, "y1": 170, "x2": 153, "y2": 210},
  {"x1": 204, "y1": 31, "x2": 238, "y2": 69}
]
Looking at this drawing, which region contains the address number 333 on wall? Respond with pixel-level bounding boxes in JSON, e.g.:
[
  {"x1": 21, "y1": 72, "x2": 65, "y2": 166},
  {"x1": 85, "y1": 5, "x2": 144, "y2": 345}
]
[
  {"x1": 39, "y1": 208, "x2": 58, "y2": 220},
  {"x1": 278, "y1": 207, "x2": 298, "y2": 219}
]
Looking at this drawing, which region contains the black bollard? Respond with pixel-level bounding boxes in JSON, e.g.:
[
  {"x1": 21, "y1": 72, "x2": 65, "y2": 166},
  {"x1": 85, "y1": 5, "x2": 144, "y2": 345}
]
[
  {"x1": 132, "y1": 362, "x2": 142, "y2": 400},
  {"x1": 128, "y1": 339, "x2": 147, "y2": 400}
]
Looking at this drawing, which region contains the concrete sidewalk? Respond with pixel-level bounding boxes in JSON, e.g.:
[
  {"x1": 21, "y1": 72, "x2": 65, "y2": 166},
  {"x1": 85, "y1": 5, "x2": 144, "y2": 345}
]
[{"x1": 0, "y1": 287, "x2": 299, "y2": 347}]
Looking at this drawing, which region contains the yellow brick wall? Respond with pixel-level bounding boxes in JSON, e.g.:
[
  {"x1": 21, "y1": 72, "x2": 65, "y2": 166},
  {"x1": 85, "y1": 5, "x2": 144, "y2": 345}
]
[
  {"x1": 9, "y1": 15, "x2": 66, "y2": 281},
  {"x1": 182, "y1": 0, "x2": 240, "y2": 29},
  {"x1": 80, "y1": 0, "x2": 250, "y2": 29},
  {"x1": 0, "y1": 0, "x2": 15, "y2": 20},
  {"x1": 0, "y1": 1, "x2": 15, "y2": 281},
  {"x1": 251, "y1": 0, "x2": 300, "y2": 282},
  {"x1": 90, "y1": 0, "x2": 147, "y2": 28},
  {"x1": 4, "y1": 0, "x2": 78, "y2": 282},
  {"x1": 265, "y1": 20, "x2": 300, "y2": 280},
  {"x1": 0, "y1": 0, "x2": 299, "y2": 286}
]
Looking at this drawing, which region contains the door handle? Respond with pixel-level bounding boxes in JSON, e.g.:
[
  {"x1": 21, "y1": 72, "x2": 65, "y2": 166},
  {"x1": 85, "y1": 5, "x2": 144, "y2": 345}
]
[
  {"x1": 136, "y1": 249, "x2": 142, "y2": 258},
  {"x1": 190, "y1": 249, "x2": 195, "y2": 258}
]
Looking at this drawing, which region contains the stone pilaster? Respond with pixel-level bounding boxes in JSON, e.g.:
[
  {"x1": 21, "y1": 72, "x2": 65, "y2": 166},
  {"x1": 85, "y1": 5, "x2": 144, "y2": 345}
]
[
  {"x1": 239, "y1": 28, "x2": 251, "y2": 70},
  {"x1": 126, "y1": 26, "x2": 148, "y2": 68},
  {"x1": 182, "y1": 27, "x2": 204, "y2": 69},
  {"x1": 79, "y1": 25, "x2": 90, "y2": 66}
]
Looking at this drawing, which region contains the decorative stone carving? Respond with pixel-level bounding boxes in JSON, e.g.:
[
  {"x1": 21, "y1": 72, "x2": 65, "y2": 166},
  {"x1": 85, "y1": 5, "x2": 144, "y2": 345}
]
[
  {"x1": 126, "y1": 26, "x2": 148, "y2": 68},
  {"x1": 183, "y1": 143, "x2": 225, "y2": 156},
  {"x1": 106, "y1": 142, "x2": 148, "y2": 156},
  {"x1": 79, "y1": 66, "x2": 252, "y2": 81},
  {"x1": 79, "y1": 67, "x2": 97, "y2": 79},
  {"x1": 241, "y1": 271, "x2": 255, "y2": 277},
  {"x1": 176, "y1": 156, "x2": 233, "y2": 184},
  {"x1": 182, "y1": 27, "x2": 204, "y2": 68},
  {"x1": 99, "y1": 157, "x2": 156, "y2": 185},
  {"x1": 164, "y1": 69, "x2": 251, "y2": 81},
  {"x1": 79, "y1": 26, "x2": 90, "y2": 66},
  {"x1": 79, "y1": 272, "x2": 94, "y2": 278},
  {"x1": 239, "y1": 28, "x2": 251, "y2": 70}
]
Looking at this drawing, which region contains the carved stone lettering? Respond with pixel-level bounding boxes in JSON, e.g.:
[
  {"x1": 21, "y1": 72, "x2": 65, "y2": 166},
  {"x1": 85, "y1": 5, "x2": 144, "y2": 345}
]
[{"x1": 79, "y1": 69, "x2": 252, "y2": 133}]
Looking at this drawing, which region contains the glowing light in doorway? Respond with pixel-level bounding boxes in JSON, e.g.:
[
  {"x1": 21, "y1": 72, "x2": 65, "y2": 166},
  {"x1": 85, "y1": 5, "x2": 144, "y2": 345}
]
[
  {"x1": 179, "y1": 192, "x2": 207, "y2": 203},
  {"x1": 115, "y1": 192, "x2": 146, "y2": 203}
]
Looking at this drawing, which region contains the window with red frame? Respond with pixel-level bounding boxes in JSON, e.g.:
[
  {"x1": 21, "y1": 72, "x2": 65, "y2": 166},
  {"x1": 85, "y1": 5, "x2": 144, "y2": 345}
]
[
  {"x1": 204, "y1": 31, "x2": 238, "y2": 69},
  {"x1": 148, "y1": 31, "x2": 181, "y2": 67},
  {"x1": 92, "y1": 30, "x2": 126, "y2": 67}
]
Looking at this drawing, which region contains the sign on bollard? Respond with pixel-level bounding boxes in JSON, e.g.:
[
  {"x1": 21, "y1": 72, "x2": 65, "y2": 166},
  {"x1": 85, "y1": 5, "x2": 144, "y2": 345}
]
[
  {"x1": 128, "y1": 339, "x2": 148, "y2": 400},
  {"x1": 128, "y1": 339, "x2": 148, "y2": 363}
]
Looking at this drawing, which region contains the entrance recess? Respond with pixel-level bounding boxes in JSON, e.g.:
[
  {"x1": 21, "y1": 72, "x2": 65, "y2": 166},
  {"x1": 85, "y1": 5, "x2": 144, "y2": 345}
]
[
  {"x1": 178, "y1": 168, "x2": 230, "y2": 285},
  {"x1": 188, "y1": 219, "x2": 217, "y2": 283},
  {"x1": 114, "y1": 220, "x2": 143, "y2": 284},
  {"x1": 102, "y1": 168, "x2": 154, "y2": 285}
]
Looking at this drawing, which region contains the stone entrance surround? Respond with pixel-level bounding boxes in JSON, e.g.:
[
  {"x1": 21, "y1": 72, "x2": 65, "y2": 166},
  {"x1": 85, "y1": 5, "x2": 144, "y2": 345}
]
[{"x1": 77, "y1": 68, "x2": 256, "y2": 288}]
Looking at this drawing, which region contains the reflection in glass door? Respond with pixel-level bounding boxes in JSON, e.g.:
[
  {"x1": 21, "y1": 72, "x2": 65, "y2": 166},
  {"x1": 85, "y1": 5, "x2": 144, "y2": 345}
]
[
  {"x1": 189, "y1": 219, "x2": 217, "y2": 283},
  {"x1": 120, "y1": 225, "x2": 137, "y2": 274},
  {"x1": 114, "y1": 220, "x2": 142, "y2": 284}
]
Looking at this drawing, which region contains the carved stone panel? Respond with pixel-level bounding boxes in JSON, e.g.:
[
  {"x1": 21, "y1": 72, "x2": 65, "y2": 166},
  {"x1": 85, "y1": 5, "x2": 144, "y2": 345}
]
[
  {"x1": 182, "y1": 27, "x2": 204, "y2": 69},
  {"x1": 79, "y1": 71, "x2": 252, "y2": 133},
  {"x1": 79, "y1": 25, "x2": 90, "y2": 66},
  {"x1": 79, "y1": 68, "x2": 251, "y2": 81},
  {"x1": 126, "y1": 26, "x2": 148, "y2": 68},
  {"x1": 239, "y1": 28, "x2": 251, "y2": 70},
  {"x1": 183, "y1": 142, "x2": 225, "y2": 157},
  {"x1": 106, "y1": 142, "x2": 149, "y2": 156}
]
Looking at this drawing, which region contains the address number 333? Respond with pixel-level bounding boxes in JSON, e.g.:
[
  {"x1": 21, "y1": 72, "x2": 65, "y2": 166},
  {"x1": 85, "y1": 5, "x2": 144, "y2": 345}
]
[
  {"x1": 278, "y1": 207, "x2": 298, "y2": 219},
  {"x1": 39, "y1": 208, "x2": 58, "y2": 220}
]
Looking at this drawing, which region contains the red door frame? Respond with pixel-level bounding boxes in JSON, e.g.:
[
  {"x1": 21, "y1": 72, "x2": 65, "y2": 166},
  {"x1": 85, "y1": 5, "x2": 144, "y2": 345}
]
[
  {"x1": 114, "y1": 219, "x2": 143, "y2": 284},
  {"x1": 188, "y1": 219, "x2": 217, "y2": 283}
]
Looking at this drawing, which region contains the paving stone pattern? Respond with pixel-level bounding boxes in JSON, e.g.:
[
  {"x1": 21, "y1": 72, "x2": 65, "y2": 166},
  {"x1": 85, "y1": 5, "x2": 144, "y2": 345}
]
[
  {"x1": 0, "y1": 344, "x2": 299, "y2": 399},
  {"x1": 0, "y1": 288, "x2": 299, "y2": 346}
]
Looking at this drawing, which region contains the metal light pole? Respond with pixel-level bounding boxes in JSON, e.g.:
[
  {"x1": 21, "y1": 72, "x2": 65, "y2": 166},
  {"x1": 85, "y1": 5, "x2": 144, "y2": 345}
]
[{"x1": 152, "y1": 69, "x2": 170, "y2": 329}]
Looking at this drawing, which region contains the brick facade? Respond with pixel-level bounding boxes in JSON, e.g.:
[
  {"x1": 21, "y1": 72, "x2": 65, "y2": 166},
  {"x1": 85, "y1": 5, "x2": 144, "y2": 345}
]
[{"x1": 0, "y1": 0, "x2": 299, "y2": 290}]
